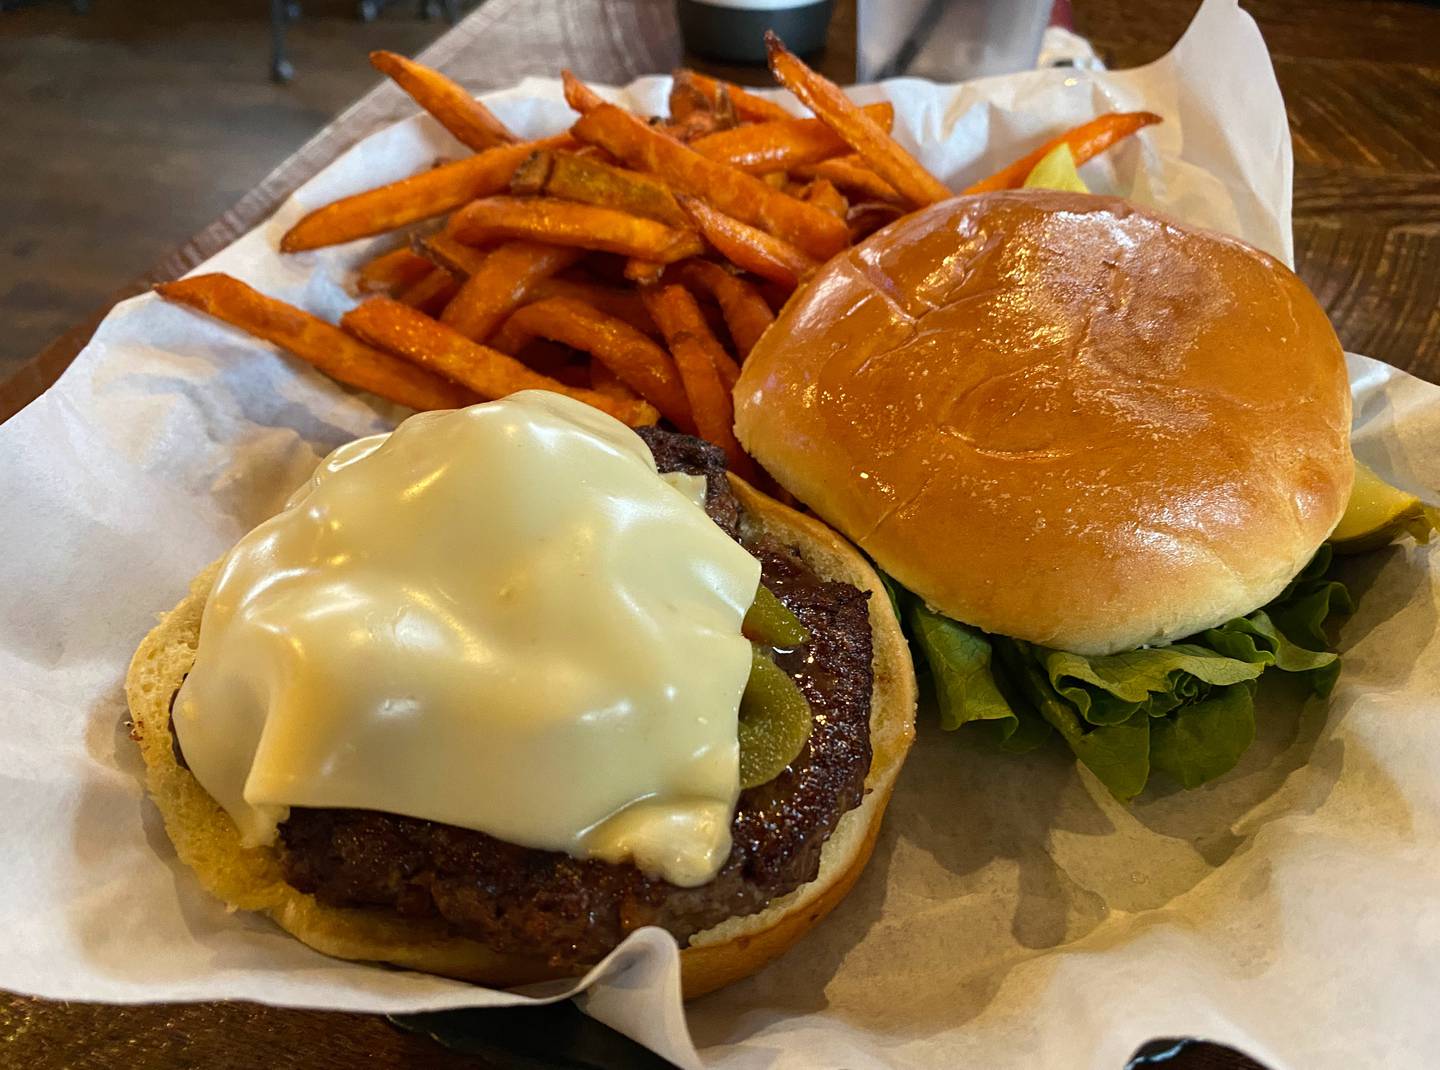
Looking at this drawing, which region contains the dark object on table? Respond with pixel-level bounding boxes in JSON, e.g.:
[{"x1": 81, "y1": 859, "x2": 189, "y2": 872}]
[
  {"x1": 396, "y1": 1001, "x2": 1272, "y2": 1070},
  {"x1": 678, "y1": 0, "x2": 834, "y2": 63},
  {"x1": 391, "y1": 1003, "x2": 679, "y2": 1069},
  {"x1": 1129, "y1": 1037, "x2": 1274, "y2": 1069}
]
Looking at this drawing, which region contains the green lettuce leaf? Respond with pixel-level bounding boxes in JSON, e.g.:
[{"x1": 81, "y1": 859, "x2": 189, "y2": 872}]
[
  {"x1": 908, "y1": 601, "x2": 1014, "y2": 732},
  {"x1": 1263, "y1": 544, "x2": 1354, "y2": 668},
  {"x1": 891, "y1": 580, "x2": 1045, "y2": 753},
  {"x1": 1042, "y1": 644, "x2": 1263, "y2": 724},
  {"x1": 903, "y1": 548, "x2": 1352, "y2": 799},
  {"x1": 994, "y1": 637, "x2": 1151, "y2": 789},
  {"x1": 1149, "y1": 683, "x2": 1256, "y2": 790},
  {"x1": 906, "y1": 600, "x2": 1051, "y2": 752}
]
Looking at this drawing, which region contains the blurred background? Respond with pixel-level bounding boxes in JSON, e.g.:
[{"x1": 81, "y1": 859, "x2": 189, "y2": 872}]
[{"x1": 0, "y1": 0, "x2": 464, "y2": 369}]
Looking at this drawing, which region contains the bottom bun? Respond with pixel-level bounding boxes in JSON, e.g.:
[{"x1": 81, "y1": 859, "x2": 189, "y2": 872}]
[{"x1": 126, "y1": 476, "x2": 917, "y2": 998}]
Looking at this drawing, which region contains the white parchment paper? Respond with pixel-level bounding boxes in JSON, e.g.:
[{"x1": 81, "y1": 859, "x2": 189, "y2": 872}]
[{"x1": 2, "y1": 1, "x2": 1437, "y2": 1066}]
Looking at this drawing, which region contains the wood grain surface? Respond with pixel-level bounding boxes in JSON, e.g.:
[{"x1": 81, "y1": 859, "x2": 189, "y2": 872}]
[
  {"x1": 0, "y1": 0, "x2": 454, "y2": 375},
  {"x1": 2, "y1": 1, "x2": 1437, "y2": 1067},
  {"x1": 1073, "y1": 0, "x2": 1440, "y2": 377}
]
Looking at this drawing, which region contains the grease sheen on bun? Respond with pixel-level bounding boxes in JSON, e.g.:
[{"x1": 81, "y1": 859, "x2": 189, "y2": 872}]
[
  {"x1": 734, "y1": 191, "x2": 1353, "y2": 655},
  {"x1": 127, "y1": 476, "x2": 916, "y2": 999}
]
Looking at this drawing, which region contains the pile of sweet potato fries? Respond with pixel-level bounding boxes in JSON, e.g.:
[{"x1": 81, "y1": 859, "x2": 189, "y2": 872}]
[{"x1": 157, "y1": 37, "x2": 1159, "y2": 477}]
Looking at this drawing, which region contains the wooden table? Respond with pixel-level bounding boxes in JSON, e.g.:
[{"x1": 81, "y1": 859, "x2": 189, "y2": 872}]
[{"x1": 2, "y1": 0, "x2": 1436, "y2": 1066}]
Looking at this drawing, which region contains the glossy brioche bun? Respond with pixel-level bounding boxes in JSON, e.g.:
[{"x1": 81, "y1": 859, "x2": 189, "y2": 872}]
[
  {"x1": 734, "y1": 191, "x2": 1353, "y2": 655},
  {"x1": 126, "y1": 476, "x2": 916, "y2": 1000}
]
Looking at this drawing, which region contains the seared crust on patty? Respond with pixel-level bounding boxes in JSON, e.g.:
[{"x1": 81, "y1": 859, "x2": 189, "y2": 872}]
[
  {"x1": 274, "y1": 430, "x2": 874, "y2": 966},
  {"x1": 636, "y1": 424, "x2": 742, "y2": 538}
]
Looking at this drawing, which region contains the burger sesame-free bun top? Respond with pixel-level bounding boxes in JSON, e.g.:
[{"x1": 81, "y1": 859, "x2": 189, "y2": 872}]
[{"x1": 734, "y1": 191, "x2": 1353, "y2": 656}]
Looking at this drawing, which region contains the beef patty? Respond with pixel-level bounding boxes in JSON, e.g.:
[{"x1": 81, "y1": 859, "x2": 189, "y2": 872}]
[{"x1": 254, "y1": 430, "x2": 876, "y2": 967}]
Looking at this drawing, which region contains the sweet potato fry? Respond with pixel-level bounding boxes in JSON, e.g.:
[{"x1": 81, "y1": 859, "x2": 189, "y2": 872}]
[
  {"x1": 569, "y1": 144, "x2": 618, "y2": 163},
  {"x1": 370, "y1": 51, "x2": 517, "y2": 151},
  {"x1": 766, "y1": 33, "x2": 950, "y2": 207},
  {"x1": 666, "y1": 71, "x2": 738, "y2": 140},
  {"x1": 794, "y1": 155, "x2": 903, "y2": 203},
  {"x1": 661, "y1": 87, "x2": 723, "y2": 141},
  {"x1": 508, "y1": 151, "x2": 550, "y2": 193},
  {"x1": 676, "y1": 260, "x2": 775, "y2": 357},
  {"x1": 511, "y1": 150, "x2": 688, "y2": 227},
  {"x1": 450, "y1": 196, "x2": 704, "y2": 262},
  {"x1": 155, "y1": 274, "x2": 476, "y2": 412},
  {"x1": 712, "y1": 349, "x2": 741, "y2": 395},
  {"x1": 418, "y1": 232, "x2": 489, "y2": 277},
  {"x1": 691, "y1": 104, "x2": 893, "y2": 173},
  {"x1": 658, "y1": 114, "x2": 717, "y2": 144},
  {"x1": 624, "y1": 258, "x2": 666, "y2": 285},
  {"x1": 280, "y1": 136, "x2": 569, "y2": 252},
  {"x1": 710, "y1": 83, "x2": 738, "y2": 131},
  {"x1": 496, "y1": 297, "x2": 692, "y2": 430},
  {"x1": 801, "y1": 177, "x2": 848, "y2": 219},
  {"x1": 589, "y1": 360, "x2": 639, "y2": 403},
  {"x1": 678, "y1": 195, "x2": 817, "y2": 289},
  {"x1": 963, "y1": 111, "x2": 1163, "y2": 194},
  {"x1": 356, "y1": 247, "x2": 435, "y2": 293},
  {"x1": 487, "y1": 313, "x2": 535, "y2": 355},
  {"x1": 642, "y1": 282, "x2": 741, "y2": 391},
  {"x1": 561, "y1": 69, "x2": 608, "y2": 115},
  {"x1": 699, "y1": 319, "x2": 741, "y2": 392},
  {"x1": 683, "y1": 70, "x2": 795, "y2": 122},
  {"x1": 439, "y1": 241, "x2": 583, "y2": 341},
  {"x1": 528, "y1": 276, "x2": 658, "y2": 335},
  {"x1": 642, "y1": 285, "x2": 752, "y2": 477},
  {"x1": 669, "y1": 74, "x2": 712, "y2": 124},
  {"x1": 342, "y1": 296, "x2": 658, "y2": 426},
  {"x1": 570, "y1": 100, "x2": 850, "y2": 261},
  {"x1": 397, "y1": 267, "x2": 460, "y2": 316}
]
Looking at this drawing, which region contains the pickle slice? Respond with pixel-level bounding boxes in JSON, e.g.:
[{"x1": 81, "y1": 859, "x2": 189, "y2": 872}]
[
  {"x1": 742, "y1": 584, "x2": 810, "y2": 648},
  {"x1": 1331, "y1": 459, "x2": 1438, "y2": 554},
  {"x1": 738, "y1": 645, "x2": 813, "y2": 790}
]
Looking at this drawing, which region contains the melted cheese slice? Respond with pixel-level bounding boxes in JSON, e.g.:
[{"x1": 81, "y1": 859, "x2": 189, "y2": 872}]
[{"x1": 172, "y1": 391, "x2": 760, "y2": 887}]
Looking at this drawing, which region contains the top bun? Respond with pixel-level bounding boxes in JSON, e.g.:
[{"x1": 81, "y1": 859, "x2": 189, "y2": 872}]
[{"x1": 734, "y1": 191, "x2": 1353, "y2": 655}]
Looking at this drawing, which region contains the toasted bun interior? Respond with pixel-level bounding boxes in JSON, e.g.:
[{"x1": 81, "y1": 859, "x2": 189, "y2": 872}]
[
  {"x1": 734, "y1": 191, "x2": 1354, "y2": 655},
  {"x1": 126, "y1": 478, "x2": 916, "y2": 998}
]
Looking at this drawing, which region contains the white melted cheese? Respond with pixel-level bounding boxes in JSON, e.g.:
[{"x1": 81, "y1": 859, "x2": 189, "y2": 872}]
[{"x1": 172, "y1": 391, "x2": 761, "y2": 887}]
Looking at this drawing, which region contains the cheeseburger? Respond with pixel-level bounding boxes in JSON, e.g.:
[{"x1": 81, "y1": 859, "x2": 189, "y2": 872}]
[
  {"x1": 735, "y1": 190, "x2": 1357, "y2": 800},
  {"x1": 128, "y1": 391, "x2": 915, "y2": 994}
]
